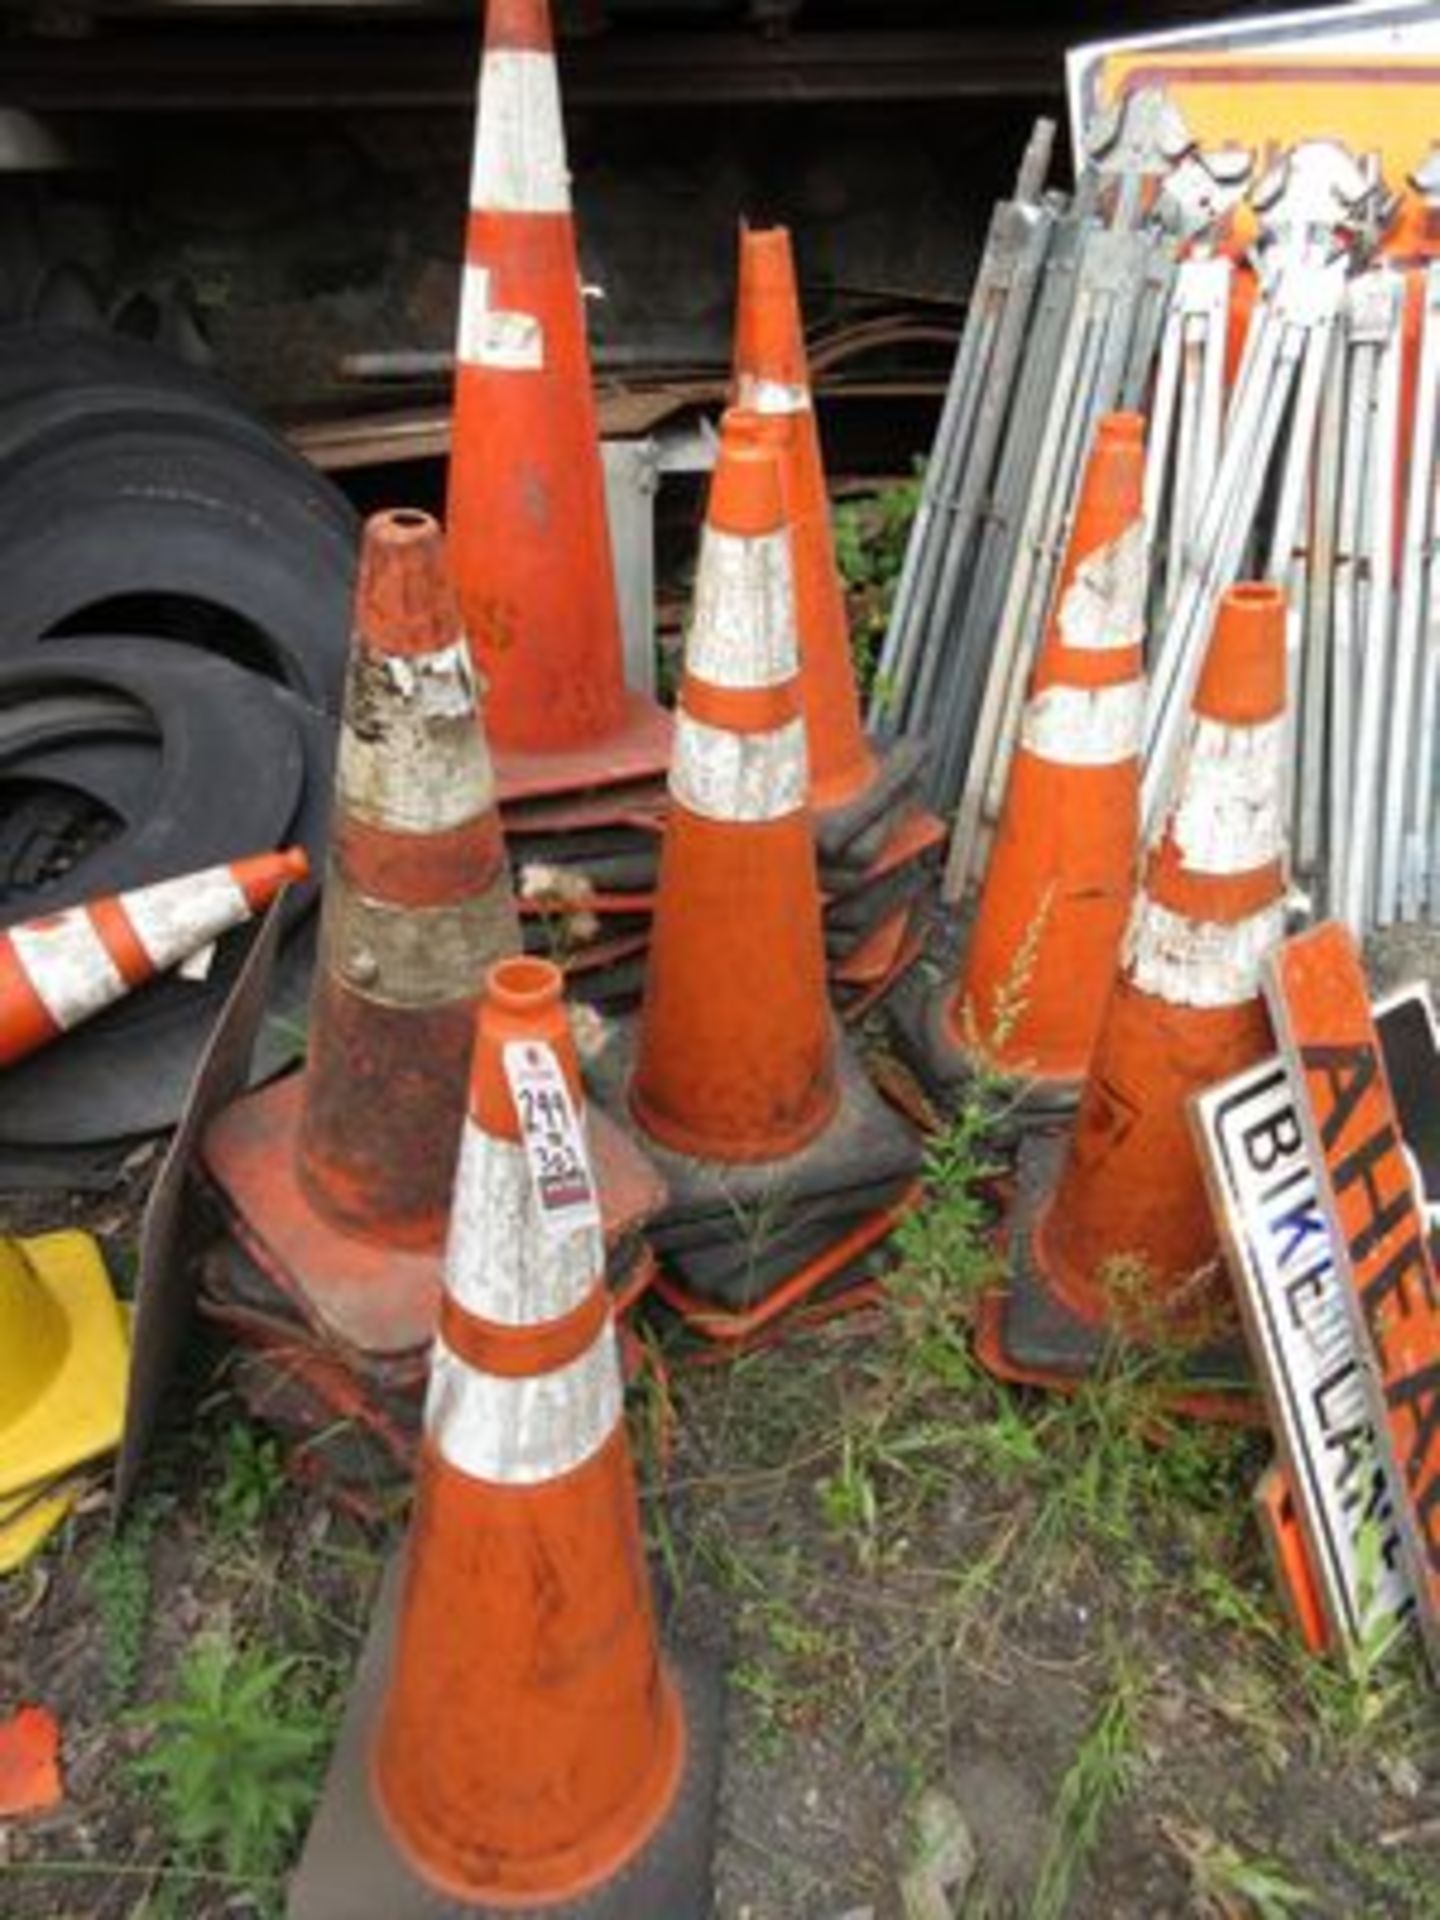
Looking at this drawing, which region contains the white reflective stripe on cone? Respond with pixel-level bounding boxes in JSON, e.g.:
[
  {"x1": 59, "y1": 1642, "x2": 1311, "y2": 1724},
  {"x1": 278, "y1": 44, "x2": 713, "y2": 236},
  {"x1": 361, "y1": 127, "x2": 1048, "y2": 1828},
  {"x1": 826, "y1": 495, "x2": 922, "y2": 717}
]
[
  {"x1": 8, "y1": 912, "x2": 126, "y2": 1030},
  {"x1": 470, "y1": 48, "x2": 571, "y2": 216},
  {"x1": 686, "y1": 527, "x2": 797, "y2": 689},
  {"x1": 1056, "y1": 518, "x2": 1149, "y2": 654},
  {"x1": 1123, "y1": 893, "x2": 1286, "y2": 1008},
  {"x1": 425, "y1": 1327, "x2": 623, "y2": 1485},
  {"x1": 734, "y1": 371, "x2": 812, "y2": 416},
  {"x1": 337, "y1": 638, "x2": 496, "y2": 834},
  {"x1": 444, "y1": 1120, "x2": 602, "y2": 1327},
  {"x1": 122, "y1": 869, "x2": 252, "y2": 969},
  {"x1": 1020, "y1": 679, "x2": 1145, "y2": 767},
  {"x1": 1170, "y1": 716, "x2": 1286, "y2": 876},
  {"x1": 670, "y1": 712, "x2": 807, "y2": 823},
  {"x1": 456, "y1": 263, "x2": 546, "y2": 371}
]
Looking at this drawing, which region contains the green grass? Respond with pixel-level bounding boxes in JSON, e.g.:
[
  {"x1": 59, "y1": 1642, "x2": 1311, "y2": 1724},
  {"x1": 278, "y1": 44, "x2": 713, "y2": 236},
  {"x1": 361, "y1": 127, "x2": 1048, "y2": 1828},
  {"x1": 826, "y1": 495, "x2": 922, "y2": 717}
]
[
  {"x1": 89, "y1": 1500, "x2": 163, "y2": 1705},
  {"x1": 1030, "y1": 1666, "x2": 1145, "y2": 1920}
]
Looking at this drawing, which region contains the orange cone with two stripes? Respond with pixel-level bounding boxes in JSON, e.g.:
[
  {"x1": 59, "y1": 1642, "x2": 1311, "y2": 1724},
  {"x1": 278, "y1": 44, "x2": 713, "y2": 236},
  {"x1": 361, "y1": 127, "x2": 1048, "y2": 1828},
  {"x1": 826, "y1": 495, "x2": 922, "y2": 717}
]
[
  {"x1": 0, "y1": 848, "x2": 307, "y2": 1068},
  {"x1": 202, "y1": 508, "x2": 520, "y2": 1359},
  {"x1": 937, "y1": 413, "x2": 1148, "y2": 1106},
  {"x1": 447, "y1": 0, "x2": 669, "y2": 794},
  {"x1": 1028, "y1": 582, "x2": 1288, "y2": 1348},
  {"x1": 732, "y1": 223, "x2": 878, "y2": 817},
  {"x1": 368, "y1": 955, "x2": 693, "y2": 1905},
  {"x1": 630, "y1": 411, "x2": 837, "y2": 1162}
]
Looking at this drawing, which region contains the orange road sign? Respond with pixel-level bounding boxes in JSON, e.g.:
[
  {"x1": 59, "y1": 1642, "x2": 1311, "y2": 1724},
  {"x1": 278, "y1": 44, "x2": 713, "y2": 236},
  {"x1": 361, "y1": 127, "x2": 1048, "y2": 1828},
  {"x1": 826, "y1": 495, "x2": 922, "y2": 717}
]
[{"x1": 1265, "y1": 922, "x2": 1440, "y2": 1676}]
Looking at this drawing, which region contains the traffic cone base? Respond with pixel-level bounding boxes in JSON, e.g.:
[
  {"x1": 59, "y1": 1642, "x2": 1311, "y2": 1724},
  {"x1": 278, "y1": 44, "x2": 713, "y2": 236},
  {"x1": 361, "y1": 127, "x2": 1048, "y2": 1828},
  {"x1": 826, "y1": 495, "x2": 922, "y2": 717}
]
[
  {"x1": 491, "y1": 691, "x2": 675, "y2": 807},
  {"x1": 0, "y1": 1232, "x2": 127, "y2": 1499},
  {"x1": 1254, "y1": 1463, "x2": 1333, "y2": 1656},
  {"x1": 203, "y1": 1072, "x2": 668, "y2": 1358},
  {"x1": 287, "y1": 1559, "x2": 724, "y2": 1920},
  {"x1": 971, "y1": 1129, "x2": 1261, "y2": 1427},
  {"x1": 0, "y1": 1473, "x2": 82, "y2": 1574},
  {"x1": 813, "y1": 736, "x2": 931, "y2": 871}
]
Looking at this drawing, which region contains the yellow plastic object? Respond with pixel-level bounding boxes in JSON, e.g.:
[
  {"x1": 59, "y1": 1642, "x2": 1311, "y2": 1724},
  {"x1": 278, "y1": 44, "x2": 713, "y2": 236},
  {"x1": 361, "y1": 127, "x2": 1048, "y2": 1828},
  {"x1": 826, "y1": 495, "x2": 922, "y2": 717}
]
[
  {"x1": 0, "y1": 1233, "x2": 128, "y2": 1499},
  {"x1": 0, "y1": 1475, "x2": 78, "y2": 1575}
]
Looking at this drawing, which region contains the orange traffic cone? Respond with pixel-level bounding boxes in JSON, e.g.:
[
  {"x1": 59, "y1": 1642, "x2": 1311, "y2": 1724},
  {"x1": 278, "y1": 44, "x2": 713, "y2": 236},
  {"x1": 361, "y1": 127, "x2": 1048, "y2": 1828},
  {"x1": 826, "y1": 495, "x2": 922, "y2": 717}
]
[
  {"x1": 0, "y1": 848, "x2": 307, "y2": 1068},
  {"x1": 976, "y1": 581, "x2": 1288, "y2": 1400},
  {"x1": 287, "y1": 955, "x2": 719, "y2": 1919},
  {"x1": 203, "y1": 509, "x2": 522, "y2": 1358},
  {"x1": 447, "y1": 0, "x2": 670, "y2": 799},
  {"x1": 630, "y1": 415, "x2": 835, "y2": 1160},
  {"x1": 905, "y1": 413, "x2": 1148, "y2": 1118},
  {"x1": 597, "y1": 412, "x2": 921, "y2": 1335}
]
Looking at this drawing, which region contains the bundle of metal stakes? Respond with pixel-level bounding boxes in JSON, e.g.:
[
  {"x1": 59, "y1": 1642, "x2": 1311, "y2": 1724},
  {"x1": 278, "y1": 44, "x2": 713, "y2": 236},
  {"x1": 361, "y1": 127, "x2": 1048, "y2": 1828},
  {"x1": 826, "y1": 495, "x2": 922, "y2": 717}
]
[{"x1": 876, "y1": 91, "x2": 1440, "y2": 941}]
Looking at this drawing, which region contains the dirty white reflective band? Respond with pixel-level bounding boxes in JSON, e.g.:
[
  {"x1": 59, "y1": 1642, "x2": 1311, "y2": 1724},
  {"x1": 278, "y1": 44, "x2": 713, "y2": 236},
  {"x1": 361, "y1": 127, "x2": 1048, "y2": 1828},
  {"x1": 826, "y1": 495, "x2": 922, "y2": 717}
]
[
  {"x1": 123, "y1": 869, "x2": 252, "y2": 970},
  {"x1": 457, "y1": 263, "x2": 545, "y2": 370},
  {"x1": 1056, "y1": 519, "x2": 1148, "y2": 653},
  {"x1": 444, "y1": 1121, "x2": 602, "y2": 1326},
  {"x1": 685, "y1": 527, "x2": 797, "y2": 688},
  {"x1": 1123, "y1": 894, "x2": 1286, "y2": 1008},
  {"x1": 670, "y1": 712, "x2": 807, "y2": 822},
  {"x1": 1171, "y1": 717, "x2": 1286, "y2": 875},
  {"x1": 734, "y1": 371, "x2": 812, "y2": 415},
  {"x1": 9, "y1": 912, "x2": 126, "y2": 1030},
  {"x1": 1020, "y1": 679, "x2": 1145, "y2": 766},
  {"x1": 338, "y1": 640, "x2": 496, "y2": 833},
  {"x1": 471, "y1": 49, "x2": 570, "y2": 215},
  {"x1": 425, "y1": 1328, "x2": 622, "y2": 1485}
]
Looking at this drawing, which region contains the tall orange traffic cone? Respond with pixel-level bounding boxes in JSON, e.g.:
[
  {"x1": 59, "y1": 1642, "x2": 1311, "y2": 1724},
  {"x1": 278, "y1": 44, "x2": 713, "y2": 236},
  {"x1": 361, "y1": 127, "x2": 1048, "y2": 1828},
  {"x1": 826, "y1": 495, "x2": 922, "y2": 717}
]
[
  {"x1": 287, "y1": 956, "x2": 719, "y2": 1919},
  {"x1": 903, "y1": 413, "x2": 1148, "y2": 1118},
  {"x1": 447, "y1": 0, "x2": 671, "y2": 799},
  {"x1": 976, "y1": 581, "x2": 1288, "y2": 1401},
  {"x1": 630, "y1": 414, "x2": 836, "y2": 1160},
  {"x1": 203, "y1": 509, "x2": 522, "y2": 1358},
  {"x1": 596, "y1": 411, "x2": 921, "y2": 1335},
  {"x1": 0, "y1": 848, "x2": 307, "y2": 1068}
]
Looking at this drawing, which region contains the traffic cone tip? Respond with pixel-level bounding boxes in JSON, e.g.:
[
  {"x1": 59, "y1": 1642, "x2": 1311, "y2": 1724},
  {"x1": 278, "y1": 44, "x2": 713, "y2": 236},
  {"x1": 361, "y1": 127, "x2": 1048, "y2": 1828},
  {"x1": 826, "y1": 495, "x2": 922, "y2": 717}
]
[
  {"x1": 355, "y1": 510, "x2": 467, "y2": 660},
  {"x1": 483, "y1": 0, "x2": 556, "y2": 54},
  {"x1": 1194, "y1": 580, "x2": 1287, "y2": 722},
  {"x1": 707, "y1": 420, "x2": 786, "y2": 536},
  {"x1": 471, "y1": 12, "x2": 568, "y2": 217},
  {"x1": 734, "y1": 223, "x2": 810, "y2": 402}
]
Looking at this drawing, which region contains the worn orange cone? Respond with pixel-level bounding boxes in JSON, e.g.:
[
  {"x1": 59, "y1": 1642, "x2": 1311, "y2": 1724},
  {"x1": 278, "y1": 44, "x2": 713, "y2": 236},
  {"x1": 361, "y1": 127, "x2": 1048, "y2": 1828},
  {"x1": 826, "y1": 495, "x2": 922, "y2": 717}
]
[
  {"x1": 630, "y1": 412, "x2": 836, "y2": 1161},
  {"x1": 977, "y1": 582, "x2": 1288, "y2": 1400},
  {"x1": 912, "y1": 413, "x2": 1148, "y2": 1117},
  {"x1": 732, "y1": 224, "x2": 878, "y2": 816},
  {"x1": 287, "y1": 956, "x2": 720, "y2": 1920},
  {"x1": 203, "y1": 508, "x2": 521, "y2": 1358},
  {"x1": 0, "y1": 848, "x2": 307, "y2": 1068},
  {"x1": 447, "y1": 0, "x2": 670, "y2": 798}
]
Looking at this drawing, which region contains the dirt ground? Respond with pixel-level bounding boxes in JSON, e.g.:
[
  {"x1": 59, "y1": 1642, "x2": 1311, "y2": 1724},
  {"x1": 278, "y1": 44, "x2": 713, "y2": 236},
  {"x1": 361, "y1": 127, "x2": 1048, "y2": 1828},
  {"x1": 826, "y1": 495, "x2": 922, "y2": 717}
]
[{"x1": 3, "y1": 1100, "x2": 1438, "y2": 1920}]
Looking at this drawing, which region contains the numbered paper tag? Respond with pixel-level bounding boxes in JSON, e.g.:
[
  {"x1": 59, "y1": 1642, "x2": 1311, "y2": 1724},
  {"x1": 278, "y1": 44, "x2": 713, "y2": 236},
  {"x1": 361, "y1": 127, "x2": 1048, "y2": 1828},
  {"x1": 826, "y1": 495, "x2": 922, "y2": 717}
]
[{"x1": 502, "y1": 1040, "x2": 602, "y2": 1242}]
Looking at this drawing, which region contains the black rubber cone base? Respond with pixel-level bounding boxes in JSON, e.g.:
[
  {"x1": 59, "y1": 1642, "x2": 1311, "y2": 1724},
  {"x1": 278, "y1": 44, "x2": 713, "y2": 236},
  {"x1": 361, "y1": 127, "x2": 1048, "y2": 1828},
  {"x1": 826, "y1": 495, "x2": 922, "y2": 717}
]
[
  {"x1": 288, "y1": 1560, "x2": 723, "y2": 1920},
  {"x1": 980, "y1": 1129, "x2": 1260, "y2": 1424},
  {"x1": 883, "y1": 966, "x2": 1082, "y2": 1144},
  {"x1": 813, "y1": 735, "x2": 929, "y2": 871}
]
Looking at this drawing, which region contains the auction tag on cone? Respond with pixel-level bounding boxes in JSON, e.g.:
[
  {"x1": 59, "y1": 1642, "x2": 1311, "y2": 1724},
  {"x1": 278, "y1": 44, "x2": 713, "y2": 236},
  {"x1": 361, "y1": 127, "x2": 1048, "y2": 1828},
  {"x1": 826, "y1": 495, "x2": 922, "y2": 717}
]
[
  {"x1": 1264, "y1": 922, "x2": 1440, "y2": 1676},
  {"x1": 1193, "y1": 1056, "x2": 1413, "y2": 1650},
  {"x1": 502, "y1": 1040, "x2": 602, "y2": 1242}
]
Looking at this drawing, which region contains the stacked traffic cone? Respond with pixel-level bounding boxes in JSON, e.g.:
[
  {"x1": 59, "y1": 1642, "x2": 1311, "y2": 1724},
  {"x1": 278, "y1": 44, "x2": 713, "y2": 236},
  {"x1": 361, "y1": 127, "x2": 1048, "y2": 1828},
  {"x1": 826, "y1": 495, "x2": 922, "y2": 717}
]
[
  {"x1": 0, "y1": 1233, "x2": 128, "y2": 1570},
  {"x1": 588, "y1": 413, "x2": 922, "y2": 1343},
  {"x1": 201, "y1": 510, "x2": 665, "y2": 1514},
  {"x1": 447, "y1": 0, "x2": 672, "y2": 1008},
  {"x1": 287, "y1": 956, "x2": 720, "y2": 1920},
  {"x1": 0, "y1": 848, "x2": 308, "y2": 1067},
  {"x1": 975, "y1": 581, "x2": 1288, "y2": 1406},
  {"x1": 732, "y1": 224, "x2": 944, "y2": 1018},
  {"x1": 896, "y1": 413, "x2": 1148, "y2": 1122}
]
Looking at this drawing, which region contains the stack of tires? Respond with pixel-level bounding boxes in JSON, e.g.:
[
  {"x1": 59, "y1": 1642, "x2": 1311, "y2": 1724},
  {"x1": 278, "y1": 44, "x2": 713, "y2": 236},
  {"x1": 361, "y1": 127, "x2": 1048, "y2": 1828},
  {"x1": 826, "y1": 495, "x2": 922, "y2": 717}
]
[{"x1": 0, "y1": 326, "x2": 356, "y2": 1188}]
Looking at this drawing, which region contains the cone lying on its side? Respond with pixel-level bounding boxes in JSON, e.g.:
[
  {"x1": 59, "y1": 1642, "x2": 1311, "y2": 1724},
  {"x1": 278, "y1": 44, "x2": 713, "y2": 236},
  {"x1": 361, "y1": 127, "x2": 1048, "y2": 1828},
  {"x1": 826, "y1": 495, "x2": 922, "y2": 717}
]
[
  {"x1": 0, "y1": 847, "x2": 308, "y2": 1068},
  {"x1": 202, "y1": 508, "x2": 522, "y2": 1361},
  {"x1": 598, "y1": 410, "x2": 922, "y2": 1341},
  {"x1": 288, "y1": 957, "x2": 720, "y2": 1920},
  {"x1": 903, "y1": 413, "x2": 1148, "y2": 1120},
  {"x1": 731, "y1": 224, "x2": 940, "y2": 1014},
  {"x1": 447, "y1": 0, "x2": 670, "y2": 798},
  {"x1": 976, "y1": 581, "x2": 1289, "y2": 1402}
]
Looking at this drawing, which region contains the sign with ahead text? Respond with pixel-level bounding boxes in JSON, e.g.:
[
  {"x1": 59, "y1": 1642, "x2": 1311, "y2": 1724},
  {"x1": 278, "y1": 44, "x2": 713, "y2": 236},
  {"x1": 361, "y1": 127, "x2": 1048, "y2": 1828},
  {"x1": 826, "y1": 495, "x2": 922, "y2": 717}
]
[{"x1": 1265, "y1": 923, "x2": 1440, "y2": 1675}]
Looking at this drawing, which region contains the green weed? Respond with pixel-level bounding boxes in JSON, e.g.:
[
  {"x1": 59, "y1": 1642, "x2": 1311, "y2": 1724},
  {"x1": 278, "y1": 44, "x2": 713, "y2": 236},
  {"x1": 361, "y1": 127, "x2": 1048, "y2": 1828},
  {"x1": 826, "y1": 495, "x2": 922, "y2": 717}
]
[
  {"x1": 1165, "y1": 1819, "x2": 1316, "y2": 1919},
  {"x1": 832, "y1": 471, "x2": 922, "y2": 702},
  {"x1": 89, "y1": 1502, "x2": 161, "y2": 1705},
  {"x1": 211, "y1": 1420, "x2": 286, "y2": 1537},
  {"x1": 129, "y1": 1634, "x2": 332, "y2": 1910},
  {"x1": 1030, "y1": 1667, "x2": 1144, "y2": 1920}
]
